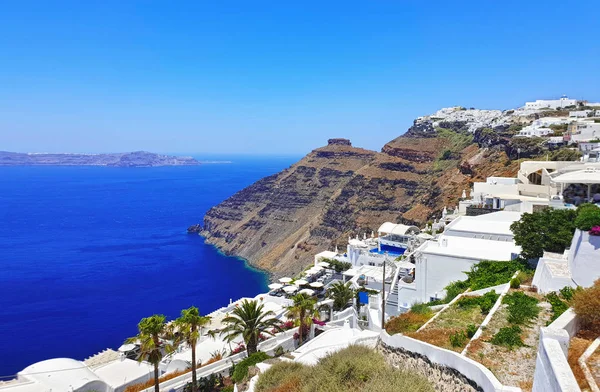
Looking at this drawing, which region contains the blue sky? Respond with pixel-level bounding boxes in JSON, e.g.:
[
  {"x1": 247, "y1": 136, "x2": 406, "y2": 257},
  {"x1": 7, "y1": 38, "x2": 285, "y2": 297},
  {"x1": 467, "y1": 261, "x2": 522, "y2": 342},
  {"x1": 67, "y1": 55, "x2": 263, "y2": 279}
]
[{"x1": 1, "y1": 1, "x2": 599, "y2": 156}]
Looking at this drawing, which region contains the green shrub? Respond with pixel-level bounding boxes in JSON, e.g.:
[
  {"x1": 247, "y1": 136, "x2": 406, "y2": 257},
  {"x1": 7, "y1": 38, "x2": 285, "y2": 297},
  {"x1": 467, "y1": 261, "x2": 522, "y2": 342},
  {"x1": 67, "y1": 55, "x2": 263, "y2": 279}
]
[
  {"x1": 574, "y1": 207, "x2": 600, "y2": 231},
  {"x1": 444, "y1": 280, "x2": 469, "y2": 302},
  {"x1": 491, "y1": 326, "x2": 525, "y2": 348},
  {"x1": 221, "y1": 387, "x2": 234, "y2": 392},
  {"x1": 456, "y1": 291, "x2": 498, "y2": 314},
  {"x1": 410, "y1": 302, "x2": 433, "y2": 315},
  {"x1": 232, "y1": 352, "x2": 271, "y2": 383},
  {"x1": 546, "y1": 292, "x2": 569, "y2": 322},
  {"x1": 449, "y1": 331, "x2": 468, "y2": 347},
  {"x1": 503, "y1": 292, "x2": 540, "y2": 325},
  {"x1": 510, "y1": 277, "x2": 521, "y2": 289},
  {"x1": 466, "y1": 324, "x2": 478, "y2": 338},
  {"x1": 466, "y1": 260, "x2": 528, "y2": 290},
  {"x1": 320, "y1": 258, "x2": 352, "y2": 273},
  {"x1": 559, "y1": 286, "x2": 575, "y2": 301}
]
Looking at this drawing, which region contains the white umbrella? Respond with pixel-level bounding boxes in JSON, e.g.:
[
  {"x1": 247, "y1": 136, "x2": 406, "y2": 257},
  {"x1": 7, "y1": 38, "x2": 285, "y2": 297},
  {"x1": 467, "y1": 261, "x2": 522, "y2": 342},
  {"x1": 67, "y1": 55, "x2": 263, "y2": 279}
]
[
  {"x1": 310, "y1": 282, "x2": 324, "y2": 289},
  {"x1": 317, "y1": 261, "x2": 330, "y2": 268},
  {"x1": 299, "y1": 288, "x2": 315, "y2": 296},
  {"x1": 279, "y1": 277, "x2": 293, "y2": 284},
  {"x1": 268, "y1": 283, "x2": 283, "y2": 290},
  {"x1": 294, "y1": 279, "x2": 309, "y2": 286},
  {"x1": 118, "y1": 343, "x2": 136, "y2": 352},
  {"x1": 283, "y1": 285, "x2": 298, "y2": 294}
]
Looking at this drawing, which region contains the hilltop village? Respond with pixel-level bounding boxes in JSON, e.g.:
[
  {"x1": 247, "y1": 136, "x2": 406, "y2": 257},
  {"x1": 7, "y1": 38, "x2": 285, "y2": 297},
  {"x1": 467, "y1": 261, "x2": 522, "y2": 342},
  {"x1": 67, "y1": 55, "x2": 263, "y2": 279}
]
[{"x1": 3, "y1": 97, "x2": 600, "y2": 392}]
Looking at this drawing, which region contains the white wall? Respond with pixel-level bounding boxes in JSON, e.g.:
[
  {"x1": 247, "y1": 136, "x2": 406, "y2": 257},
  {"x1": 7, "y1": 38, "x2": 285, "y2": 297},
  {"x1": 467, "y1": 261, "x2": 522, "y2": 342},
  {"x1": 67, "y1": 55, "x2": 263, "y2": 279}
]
[
  {"x1": 414, "y1": 253, "x2": 478, "y2": 303},
  {"x1": 380, "y1": 331, "x2": 521, "y2": 392},
  {"x1": 532, "y1": 310, "x2": 581, "y2": 392}
]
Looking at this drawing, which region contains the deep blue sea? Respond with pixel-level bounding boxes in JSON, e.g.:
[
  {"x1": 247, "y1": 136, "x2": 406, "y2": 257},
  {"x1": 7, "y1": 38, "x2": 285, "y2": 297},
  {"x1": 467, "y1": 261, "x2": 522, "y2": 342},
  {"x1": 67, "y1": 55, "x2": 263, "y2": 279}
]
[{"x1": 0, "y1": 156, "x2": 296, "y2": 378}]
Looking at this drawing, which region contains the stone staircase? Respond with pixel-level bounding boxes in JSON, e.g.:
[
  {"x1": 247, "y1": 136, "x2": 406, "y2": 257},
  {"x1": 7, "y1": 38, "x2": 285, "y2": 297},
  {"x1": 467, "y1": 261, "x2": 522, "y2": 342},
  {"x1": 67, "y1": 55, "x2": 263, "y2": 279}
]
[{"x1": 384, "y1": 281, "x2": 400, "y2": 317}]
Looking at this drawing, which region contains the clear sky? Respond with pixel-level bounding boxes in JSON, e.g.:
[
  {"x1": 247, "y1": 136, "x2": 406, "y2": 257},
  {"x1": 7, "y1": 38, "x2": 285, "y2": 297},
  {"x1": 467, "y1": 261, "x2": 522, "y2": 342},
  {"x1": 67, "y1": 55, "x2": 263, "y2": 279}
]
[{"x1": 1, "y1": 1, "x2": 599, "y2": 156}]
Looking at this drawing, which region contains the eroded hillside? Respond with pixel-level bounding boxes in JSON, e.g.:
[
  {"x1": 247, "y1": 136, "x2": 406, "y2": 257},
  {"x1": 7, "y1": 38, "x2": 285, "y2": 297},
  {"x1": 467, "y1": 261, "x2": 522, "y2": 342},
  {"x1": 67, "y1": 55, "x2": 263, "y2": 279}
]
[{"x1": 198, "y1": 124, "x2": 520, "y2": 276}]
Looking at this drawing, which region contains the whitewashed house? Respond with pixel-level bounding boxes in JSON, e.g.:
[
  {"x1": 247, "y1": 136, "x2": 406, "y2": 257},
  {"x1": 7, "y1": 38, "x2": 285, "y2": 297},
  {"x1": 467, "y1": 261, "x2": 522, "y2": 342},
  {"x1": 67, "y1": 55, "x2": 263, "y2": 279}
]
[
  {"x1": 394, "y1": 211, "x2": 522, "y2": 311},
  {"x1": 524, "y1": 96, "x2": 577, "y2": 110}
]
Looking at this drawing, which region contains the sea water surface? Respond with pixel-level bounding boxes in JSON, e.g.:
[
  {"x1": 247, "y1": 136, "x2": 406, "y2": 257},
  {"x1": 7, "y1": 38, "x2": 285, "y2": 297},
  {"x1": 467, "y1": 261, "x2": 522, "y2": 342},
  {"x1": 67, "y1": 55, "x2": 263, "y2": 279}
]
[{"x1": 0, "y1": 156, "x2": 296, "y2": 378}]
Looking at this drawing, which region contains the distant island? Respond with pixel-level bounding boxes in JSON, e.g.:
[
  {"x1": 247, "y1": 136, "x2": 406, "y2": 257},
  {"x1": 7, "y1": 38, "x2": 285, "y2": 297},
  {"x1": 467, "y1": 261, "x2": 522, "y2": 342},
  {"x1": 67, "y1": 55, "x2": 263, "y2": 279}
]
[{"x1": 0, "y1": 151, "x2": 201, "y2": 167}]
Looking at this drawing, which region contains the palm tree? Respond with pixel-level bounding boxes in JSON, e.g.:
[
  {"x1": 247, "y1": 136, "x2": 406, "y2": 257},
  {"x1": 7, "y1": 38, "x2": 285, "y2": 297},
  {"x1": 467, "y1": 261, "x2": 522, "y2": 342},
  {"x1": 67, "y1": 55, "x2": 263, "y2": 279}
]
[
  {"x1": 174, "y1": 306, "x2": 211, "y2": 392},
  {"x1": 126, "y1": 314, "x2": 174, "y2": 392},
  {"x1": 286, "y1": 293, "x2": 319, "y2": 345},
  {"x1": 220, "y1": 299, "x2": 282, "y2": 355},
  {"x1": 327, "y1": 281, "x2": 355, "y2": 311}
]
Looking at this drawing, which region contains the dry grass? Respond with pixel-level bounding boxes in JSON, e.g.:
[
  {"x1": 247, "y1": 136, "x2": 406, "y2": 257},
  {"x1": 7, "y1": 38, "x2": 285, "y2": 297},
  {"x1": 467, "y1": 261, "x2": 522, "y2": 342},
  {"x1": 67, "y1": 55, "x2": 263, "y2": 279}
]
[
  {"x1": 124, "y1": 368, "x2": 188, "y2": 392},
  {"x1": 409, "y1": 302, "x2": 486, "y2": 351},
  {"x1": 568, "y1": 337, "x2": 593, "y2": 390},
  {"x1": 385, "y1": 312, "x2": 432, "y2": 334},
  {"x1": 408, "y1": 328, "x2": 465, "y2": 352},
  {"x1": 255, "y1": 345, "x2": 434, "y2": 392},
  {"x1": 123, "y1": 355, "x2": 224, "y2": 392}
]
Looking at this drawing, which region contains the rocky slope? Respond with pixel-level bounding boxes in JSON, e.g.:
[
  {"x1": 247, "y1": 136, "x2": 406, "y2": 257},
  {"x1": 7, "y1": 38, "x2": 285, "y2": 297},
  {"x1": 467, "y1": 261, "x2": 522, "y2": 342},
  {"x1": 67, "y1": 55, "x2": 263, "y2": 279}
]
[
  {"x1": 0, "y1": 151, "x2": 200, "y2": 167},
  {"x1": 197, "y1": 106, "x2": 532, "y2": 276}
]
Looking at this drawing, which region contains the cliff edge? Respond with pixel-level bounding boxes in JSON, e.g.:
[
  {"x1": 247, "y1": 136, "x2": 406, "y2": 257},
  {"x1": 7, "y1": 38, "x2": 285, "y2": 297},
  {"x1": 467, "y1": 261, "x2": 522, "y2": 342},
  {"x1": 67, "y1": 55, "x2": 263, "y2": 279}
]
[{"x1": 200, "y1": 122, "x2": 521, "y2": 276}]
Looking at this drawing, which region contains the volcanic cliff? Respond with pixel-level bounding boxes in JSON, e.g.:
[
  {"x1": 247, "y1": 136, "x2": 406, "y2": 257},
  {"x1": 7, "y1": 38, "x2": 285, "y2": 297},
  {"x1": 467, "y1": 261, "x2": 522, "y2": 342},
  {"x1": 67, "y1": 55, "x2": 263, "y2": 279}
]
[{"x1": 198, "y1": 111, "x2": 528, "y2": 276}]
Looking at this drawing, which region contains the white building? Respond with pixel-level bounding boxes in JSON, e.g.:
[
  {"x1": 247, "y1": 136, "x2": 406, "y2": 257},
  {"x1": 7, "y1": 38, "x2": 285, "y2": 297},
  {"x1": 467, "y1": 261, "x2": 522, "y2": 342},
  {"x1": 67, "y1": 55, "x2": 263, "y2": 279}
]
[
  {"x1": 394, "y1": 211, "x2": 522, "y2": 311},
  {"x1": 567, "y1": 121, "x2": 600, "y2": 143},
  {"x1": 569, "y1": 110, "x2": 592, "y2": 118},
  {"x1": 524, "y1": 96, "x2": 577, "y2": 110},
  {"x1": 533, "y1": 229, "x2": 600, "y2": 294},
  {"x1": 515, "y1": 126, "x2": 553, "y2": 138}
]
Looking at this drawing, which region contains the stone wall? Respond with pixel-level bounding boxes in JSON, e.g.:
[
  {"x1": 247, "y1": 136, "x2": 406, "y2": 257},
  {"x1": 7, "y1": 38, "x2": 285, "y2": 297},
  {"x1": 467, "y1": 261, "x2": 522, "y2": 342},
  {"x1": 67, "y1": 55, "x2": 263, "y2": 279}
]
[{"x1": 378, "y1": 343, "x2": 481, "y2": 392}]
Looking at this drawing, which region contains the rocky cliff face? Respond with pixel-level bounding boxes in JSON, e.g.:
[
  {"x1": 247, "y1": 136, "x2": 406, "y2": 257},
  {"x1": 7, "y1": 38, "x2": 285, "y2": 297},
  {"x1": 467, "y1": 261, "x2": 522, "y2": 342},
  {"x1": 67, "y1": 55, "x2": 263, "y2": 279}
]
[{"x1": 200, "y1": 124, "x2": 521, "y2": 276}]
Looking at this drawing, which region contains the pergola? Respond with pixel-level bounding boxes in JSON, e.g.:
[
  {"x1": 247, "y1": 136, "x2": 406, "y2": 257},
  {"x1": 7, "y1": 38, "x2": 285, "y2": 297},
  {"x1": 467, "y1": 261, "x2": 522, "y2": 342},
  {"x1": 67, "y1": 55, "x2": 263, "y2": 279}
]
[{"x1": 552, "y1": 168, "x2": 600, "y2": 201}]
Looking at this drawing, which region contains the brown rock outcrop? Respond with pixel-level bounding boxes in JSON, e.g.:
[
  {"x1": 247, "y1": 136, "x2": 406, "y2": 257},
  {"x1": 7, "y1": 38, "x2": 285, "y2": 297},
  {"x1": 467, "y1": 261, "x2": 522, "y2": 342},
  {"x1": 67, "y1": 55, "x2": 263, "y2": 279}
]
[{"x1": 199, "y1": 130, "x2": 519, "y2": 276}]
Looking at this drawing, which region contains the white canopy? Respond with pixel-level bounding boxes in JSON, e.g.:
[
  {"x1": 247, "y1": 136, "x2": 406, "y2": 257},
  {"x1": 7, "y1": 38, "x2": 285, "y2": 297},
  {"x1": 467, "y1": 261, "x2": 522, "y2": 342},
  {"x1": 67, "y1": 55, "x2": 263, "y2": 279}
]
[
  {"x1": 279, "y1": 277, "x2": 293, "y2": 283},
  {"x1": 294, "y1": 279, "x2": 309, "y2": 286},
  {"x1": 552, "y1": 168, "x2": 600, "y2": 184},
  {"x1": 377, "y1": 222, "x2": 420, "y2": 236},
  {"x1": 552, "y1": 168, "x2": 600, "y2": 199},
  {"x1": 309, "y1": 282, "x2": 324, "y2": 288},
  {"x1": 268, "y1": 283, "x2": 284, "y2": 290},
  {"x1": 283, "y1": 285, "x2": 298, "y2": 294},
  {"x1": 299, "y1": 288, "x2": 315, "y2": 296},
  {"x1": 317, "y1": 261, "x2": 330, "y2": 268}
]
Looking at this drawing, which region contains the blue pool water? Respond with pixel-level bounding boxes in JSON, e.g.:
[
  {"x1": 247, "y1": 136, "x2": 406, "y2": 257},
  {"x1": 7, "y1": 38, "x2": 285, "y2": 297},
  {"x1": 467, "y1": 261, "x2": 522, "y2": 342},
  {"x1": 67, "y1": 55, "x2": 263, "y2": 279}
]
[
  {"x1": 369, "y1": 244, "x2": 406, "y2": 257},
  {"x1": 0, "y1": 156, "x2": 296, "y2": 378}
]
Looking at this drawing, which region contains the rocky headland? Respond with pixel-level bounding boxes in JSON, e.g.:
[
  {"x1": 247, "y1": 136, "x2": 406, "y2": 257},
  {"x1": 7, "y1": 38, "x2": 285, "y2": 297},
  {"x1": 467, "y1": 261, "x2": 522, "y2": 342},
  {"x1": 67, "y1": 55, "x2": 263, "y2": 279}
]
[
  {"x1": 196, "y1": 105, "x2": 579, "y2": 276},
  {"x1": 0, "y1": 151, "x2": 200, "y2": 167}
]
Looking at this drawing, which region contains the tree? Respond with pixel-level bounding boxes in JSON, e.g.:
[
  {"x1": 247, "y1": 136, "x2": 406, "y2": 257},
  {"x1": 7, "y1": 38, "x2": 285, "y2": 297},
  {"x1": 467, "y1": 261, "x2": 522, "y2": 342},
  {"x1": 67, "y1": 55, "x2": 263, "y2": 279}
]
[
  {"x1": 126, "y1": 314, "x2": 174, "y2": 392},
  {"x1": 221, "y1": 299, "x2": 282, "y2": 355},
  {"x1": 326, "y1": 281, "x2": 355, "y2": 311},
  {"x1": 286, "y1": 293, "x2": 319, "y2": 345},
  {"x1": 174, "y1": 307, "x2": 211, "y2": 392},
  {"x1": 510, "y1": 208, "x2": 577, "y2": 259},
  {"x1": 574, "y1": 205, "x2": 600, "y2": 231}
]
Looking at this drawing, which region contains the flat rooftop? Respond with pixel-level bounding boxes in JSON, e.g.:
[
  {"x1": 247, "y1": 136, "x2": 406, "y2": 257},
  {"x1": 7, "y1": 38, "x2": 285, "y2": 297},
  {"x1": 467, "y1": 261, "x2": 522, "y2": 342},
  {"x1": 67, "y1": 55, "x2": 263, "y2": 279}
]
[
  {"x1": 419, "y1": 235, "x2": 521, "y2": 261},
  {"x1": 445, "y1": 211, "x2": 522, "y2": 237}
]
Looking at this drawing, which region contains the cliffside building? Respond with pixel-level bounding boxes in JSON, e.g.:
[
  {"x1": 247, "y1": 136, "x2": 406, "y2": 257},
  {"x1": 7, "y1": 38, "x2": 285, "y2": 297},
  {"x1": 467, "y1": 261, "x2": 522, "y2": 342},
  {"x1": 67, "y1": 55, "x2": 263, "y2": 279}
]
[
  {"x1": 393, "y1": 211, "x2": 522, "y2": 312},
  {"x1": 524, "y1": 96, "x2": 577, "y2": 110}
]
